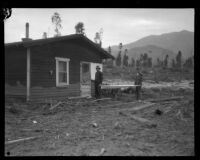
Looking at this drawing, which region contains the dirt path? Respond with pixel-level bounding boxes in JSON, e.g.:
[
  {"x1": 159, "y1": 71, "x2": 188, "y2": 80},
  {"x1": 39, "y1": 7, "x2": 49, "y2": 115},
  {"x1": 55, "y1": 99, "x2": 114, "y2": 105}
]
[{"x1": 5, "y1": 89, "x2": 194, "y2": 156}]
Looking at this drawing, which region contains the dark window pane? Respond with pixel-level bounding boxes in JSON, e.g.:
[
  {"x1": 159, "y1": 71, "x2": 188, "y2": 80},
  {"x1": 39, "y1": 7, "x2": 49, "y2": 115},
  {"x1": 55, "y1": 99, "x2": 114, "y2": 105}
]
[
  {"x1": 59, "y1": 72, "x2": 67, "y2": 83},
  {"x1": 59, "y1": 61, "x2": 67, "y2": 72}
]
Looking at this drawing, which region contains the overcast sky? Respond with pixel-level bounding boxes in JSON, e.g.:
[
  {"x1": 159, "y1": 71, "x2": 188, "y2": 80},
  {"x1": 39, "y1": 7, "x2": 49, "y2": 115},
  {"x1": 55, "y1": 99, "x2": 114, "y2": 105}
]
[{"x1": 4, "y1": 8, "x2": 194, "y2": 48}]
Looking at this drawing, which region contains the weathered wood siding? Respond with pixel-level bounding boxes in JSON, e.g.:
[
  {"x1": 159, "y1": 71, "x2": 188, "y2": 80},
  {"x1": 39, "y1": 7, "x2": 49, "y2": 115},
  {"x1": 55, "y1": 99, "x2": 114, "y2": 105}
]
[
  {"x1": 5, "y1": 46, "x2": 27, "y2": 98},
  {"x1": 5, "y1": 46, "x2": 27, "y2": 86},
  {"x1": 5, "y1": 84, "x2": 26, "y2": 100},
  {"x1": 5, "y1": 38, "x2": 104, "y2": 101},
  {"x1": 29, "y1": 83, "x2": 80, "y2": 102},
  {"x1": 29, "y1": 39, "x2": 102, "y2": 101}
]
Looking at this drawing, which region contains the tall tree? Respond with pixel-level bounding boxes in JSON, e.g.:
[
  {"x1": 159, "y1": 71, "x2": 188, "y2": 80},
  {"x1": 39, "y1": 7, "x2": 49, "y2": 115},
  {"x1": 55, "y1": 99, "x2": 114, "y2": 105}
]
[
  {"x1": 183, "y1": 56, "x2": 193, "y2": 69},
  {"x1": 148, "y1": 57, "x2": 152, "y2": 68},
  {"x1": 118, "y1": 43, "x2": 123, "y2": 67},
  {"x1": 75, "y1": 22, "x2": 85, "y2": 35},
  {"x1": 176, "y1": 50, "x2": 182, "y2": 69},
  {"x1": 42, "y1": 32, "x2": 47, "y2": 39},
  {"x1": 51, "y1": 12, "x2": 62, "y2": 37},
  {"x1": 131, "y1": 57, "x2": 135, "y2": 67},
  {"x1": 108, "y1": 46, "x2": 112, "y2": 55},
  {"x1": 105, "y1": 46, "x2": 113, "y2": 67},
  {"x1": 136, "y1": 59, "x2": 141, "y2": 68},
  {"x1": 123, "y1": 49, "x2": 129, "y2": 67},
  {"x1": 157, "y1": 58, "x2": 161, "y2": 67},
  {"x1": 94, "y1": 28, "x2": 103, "y2": 47},
  {"x1": 171, "y1": 59, "x2": 176, "y2": 68},
  {"x1": 116, "y1": 52, "x2": 122, "y2": 67},
  {"x1": 143, "y1": 53, "x2": 148, "y2": 68},
  {"x1": 94, "y1": 32, "x2": 100, "y2": 43},
  {"x1": 164, "y1": 54, "x2": 169, "y2": 68}
]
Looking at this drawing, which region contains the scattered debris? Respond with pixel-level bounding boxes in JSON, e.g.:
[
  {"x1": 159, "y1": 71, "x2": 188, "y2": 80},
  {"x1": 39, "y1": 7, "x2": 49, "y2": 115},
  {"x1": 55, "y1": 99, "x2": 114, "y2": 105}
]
[
  {"x1": 154, "y1": 109, "x2": 163, "y2": 115},
  {"x1": 164, "y1": 107, "x2": 172, "y2": 113},
  {"x1": 92, "y1": 122, "x2": 98, "y2": 128},
  {"x1": 89, "y1": 148, "x2": 106, "y2": 156},
  {"x1": 126, "y1": 143, "x2": 130, "y2": 147},
  {"x1": 66, "y1": 133, "x2": 70, "y2": 137},
  {"x1": 119, "y1": 111, "x2": 127, "y2": 116},
  {"x1": 114, "y1": 122, "x2": 121, "y2": 129},
  {"x1": 176, "y1": 109, "x2": 187, "y2": 122},
  {"x1": 49, "y1": 101, "x2": 63, "y2": 110},
  {"x1": 8, "y1": 105, "x2": 20, "y2": 114},
  {"x1": 32, "y1": 120, "x2": 37, "y2": 124}
]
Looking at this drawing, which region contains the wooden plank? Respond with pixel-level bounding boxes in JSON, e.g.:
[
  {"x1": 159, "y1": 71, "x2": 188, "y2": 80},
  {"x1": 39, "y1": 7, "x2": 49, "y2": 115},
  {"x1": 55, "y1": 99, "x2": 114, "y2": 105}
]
[
  {"x1": 90, "y1": 98, "x2": 112, "y2": 102},
  {"x1": 119, "y1": 111, "x2": 157, "y2": 127},
  {"x1": 49, "y1": 101, "x2": 63, "y2": 110},
  {"x1": 128, "y1": 114, "x2": 156, "y2": 127},
  {"x1": 121, "y1": 102, "x2": 155, "y2": 112},
  {"x1": 5, "y1": 136, "x2": 41, "y2": 145},
  {"x1": 147, "y1": 96, "x2": 184, "y2": 103},
  {"x1": 130, "y1": 115, "x2": 153, "y2": 123},
  {"x1": 100, "y1": 101, "x2": 139, "y2": 108}
]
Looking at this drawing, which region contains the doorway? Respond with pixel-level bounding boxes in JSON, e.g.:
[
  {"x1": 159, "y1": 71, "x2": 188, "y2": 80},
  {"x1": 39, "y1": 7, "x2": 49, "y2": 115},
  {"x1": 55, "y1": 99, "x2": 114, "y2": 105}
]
[{"x1": 80, "y1": 62, "x2": 91, "y2": 97}]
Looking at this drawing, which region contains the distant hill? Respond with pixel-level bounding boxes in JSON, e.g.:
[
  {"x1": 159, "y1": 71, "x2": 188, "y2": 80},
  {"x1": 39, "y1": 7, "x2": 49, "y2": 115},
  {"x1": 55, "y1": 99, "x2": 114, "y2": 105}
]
[
  {"x1": 126, "y1": 45, "x2": 175, "y2": 65},
  {"x1": 109, "y1": 30, "x2": 194, "y2": 63}
]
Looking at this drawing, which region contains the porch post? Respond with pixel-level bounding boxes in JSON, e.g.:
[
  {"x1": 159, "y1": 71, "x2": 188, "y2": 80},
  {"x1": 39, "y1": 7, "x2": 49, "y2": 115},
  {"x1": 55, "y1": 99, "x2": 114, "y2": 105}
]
[{"x1": 26, "y1": 48, "x2": 30, "y2": 101}]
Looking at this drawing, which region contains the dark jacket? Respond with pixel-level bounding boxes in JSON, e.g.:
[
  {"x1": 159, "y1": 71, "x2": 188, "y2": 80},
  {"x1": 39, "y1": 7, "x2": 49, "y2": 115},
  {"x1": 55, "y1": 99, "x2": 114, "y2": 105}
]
[
  {"x1": 95, "y1": 71, "x2": 103, "y2": 85},
  {"x1": 135, "y1": 72, "x2": 143, "y2": 85}
]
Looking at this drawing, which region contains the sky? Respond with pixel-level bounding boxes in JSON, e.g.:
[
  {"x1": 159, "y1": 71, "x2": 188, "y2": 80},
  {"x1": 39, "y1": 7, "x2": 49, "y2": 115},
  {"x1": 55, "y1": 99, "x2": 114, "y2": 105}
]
[{"x1": 4, "y1": 8, "x2": 194, "y2": 48}]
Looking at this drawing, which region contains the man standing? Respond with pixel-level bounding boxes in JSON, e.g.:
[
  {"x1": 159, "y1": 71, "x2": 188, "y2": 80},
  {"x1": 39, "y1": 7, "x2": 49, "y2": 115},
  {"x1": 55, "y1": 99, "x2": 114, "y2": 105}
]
[
  {"x1": 135, "y1": 68, "x2": 143, "y2": 101},
  {"x1": 95, "y1": 66, "x2": 103, "y2": 99}
]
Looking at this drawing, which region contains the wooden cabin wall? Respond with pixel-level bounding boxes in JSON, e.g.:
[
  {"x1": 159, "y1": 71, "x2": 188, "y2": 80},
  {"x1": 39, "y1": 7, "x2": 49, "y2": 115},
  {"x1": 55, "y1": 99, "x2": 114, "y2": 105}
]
[
  {"x1": 5, "y1": 46, "x2": 27, "y2": 99},
  {"x1": 30, "y1": 39, "x2": 102, "y2": 101}
]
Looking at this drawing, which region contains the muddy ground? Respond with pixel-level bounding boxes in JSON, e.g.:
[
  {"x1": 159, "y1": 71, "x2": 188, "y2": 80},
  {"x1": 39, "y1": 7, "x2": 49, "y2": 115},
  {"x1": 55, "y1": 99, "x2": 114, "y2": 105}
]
[{"x1": 5, "y1": 84, "x2": 194, "y2": 156}]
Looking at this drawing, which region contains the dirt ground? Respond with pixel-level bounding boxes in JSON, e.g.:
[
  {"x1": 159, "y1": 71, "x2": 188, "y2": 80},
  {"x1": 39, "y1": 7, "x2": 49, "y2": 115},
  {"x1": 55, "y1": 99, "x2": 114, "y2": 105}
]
[{"x1": 5, "y1": 83, "x2": 194, "y2": 156}]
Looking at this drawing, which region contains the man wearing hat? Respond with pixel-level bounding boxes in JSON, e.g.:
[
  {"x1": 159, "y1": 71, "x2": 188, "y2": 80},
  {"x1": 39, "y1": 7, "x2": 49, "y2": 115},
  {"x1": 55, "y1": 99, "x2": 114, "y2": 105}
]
[
  {"x1": 135, "y1": 68, "x2": 143, "y2": 101},
  {"x1": 95, "y1": 65, "x2": 103, "y2": 99}
]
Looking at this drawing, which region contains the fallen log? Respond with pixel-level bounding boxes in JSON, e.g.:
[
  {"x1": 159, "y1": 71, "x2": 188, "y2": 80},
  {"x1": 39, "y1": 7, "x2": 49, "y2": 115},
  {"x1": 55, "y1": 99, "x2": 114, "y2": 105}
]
[
  {"x1": 100, "y1": 101, "x2": 139, "y2": 108},
  {"x1": 130, "y1": 115, "x2": 153, "y2": 123},
  {"x1": 119, "y1": 102, "x2": 155, "y2": 112},
  {"x1": 5, "y1": 136, "x2": 41, "y2": 145},
  {"x1": 128, "y1": 102, "x2": 155, "y2": 111},
  {"x1": 147, "y1": 96, "x2": 184, "y2": 103},
  {"x1": 122, "y1": 112, "x2": 157, "y2": 127},
  {"x1": 89, "y1": 98, "x2": 112, "y2": 103},
  {"x1": 20, "y1": 128, "x2": 50, "y2": 132}
]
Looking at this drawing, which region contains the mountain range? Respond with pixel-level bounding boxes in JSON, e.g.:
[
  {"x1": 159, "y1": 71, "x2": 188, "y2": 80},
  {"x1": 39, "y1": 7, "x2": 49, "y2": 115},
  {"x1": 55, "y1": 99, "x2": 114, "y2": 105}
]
[{"x1": 108, "y1": 30, "x2": 194, "y2": 65}]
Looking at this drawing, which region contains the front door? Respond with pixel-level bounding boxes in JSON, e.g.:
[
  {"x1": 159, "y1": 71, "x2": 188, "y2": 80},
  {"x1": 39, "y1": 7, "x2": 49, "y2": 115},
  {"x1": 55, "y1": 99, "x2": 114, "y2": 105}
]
[{"x1": 80, "y1": 62, "x2": 91, "y2": 97}]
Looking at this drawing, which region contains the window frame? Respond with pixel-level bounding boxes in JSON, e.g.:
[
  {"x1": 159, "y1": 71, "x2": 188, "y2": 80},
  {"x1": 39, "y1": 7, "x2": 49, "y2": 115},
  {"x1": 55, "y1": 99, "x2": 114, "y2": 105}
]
[{"x1": 55, "y1": 57, "x2": 70, "y2": 87}]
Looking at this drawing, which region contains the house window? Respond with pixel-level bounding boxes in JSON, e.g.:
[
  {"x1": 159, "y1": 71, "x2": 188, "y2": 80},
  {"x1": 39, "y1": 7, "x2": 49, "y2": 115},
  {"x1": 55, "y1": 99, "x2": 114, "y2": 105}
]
[{"x1": 55, "y1": 57, "x2": 70, "y2": 86}]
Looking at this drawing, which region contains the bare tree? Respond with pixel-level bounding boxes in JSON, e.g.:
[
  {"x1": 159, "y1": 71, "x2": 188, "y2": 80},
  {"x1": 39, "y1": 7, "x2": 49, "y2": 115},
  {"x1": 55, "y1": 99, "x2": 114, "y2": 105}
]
[
  {"x1": 51, "y1": 12, "x2": 62, "y2": 37},
  {"x1": 94, "y1": 28, "x2": 103, "y2": 47}
]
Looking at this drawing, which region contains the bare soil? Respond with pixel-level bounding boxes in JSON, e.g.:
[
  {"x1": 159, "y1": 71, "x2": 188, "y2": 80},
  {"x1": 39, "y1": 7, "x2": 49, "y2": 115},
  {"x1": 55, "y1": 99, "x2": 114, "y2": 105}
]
[{"x1": 5, "y1": 86, "x2": 194, "y2": 156}]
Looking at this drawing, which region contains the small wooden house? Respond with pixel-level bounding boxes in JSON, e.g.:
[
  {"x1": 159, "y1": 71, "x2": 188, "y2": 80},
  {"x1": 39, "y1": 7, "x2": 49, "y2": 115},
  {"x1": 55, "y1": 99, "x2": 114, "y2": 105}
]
[{"x1": 5, "y1": 23, "x2": 114, "y2": 102}]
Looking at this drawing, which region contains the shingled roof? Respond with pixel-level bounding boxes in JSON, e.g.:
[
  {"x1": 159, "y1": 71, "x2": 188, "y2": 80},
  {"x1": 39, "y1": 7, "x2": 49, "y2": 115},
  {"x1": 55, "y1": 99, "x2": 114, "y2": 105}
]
[{"x1": 5, "y1": 34, "x2": 114, "y2": 59}]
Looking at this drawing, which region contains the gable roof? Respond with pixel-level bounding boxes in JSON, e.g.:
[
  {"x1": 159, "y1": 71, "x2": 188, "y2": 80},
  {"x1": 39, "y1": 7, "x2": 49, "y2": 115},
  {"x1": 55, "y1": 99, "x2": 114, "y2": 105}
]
[{"x1": 5, "y1": 34, "x2": 114, "y2": 59}]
